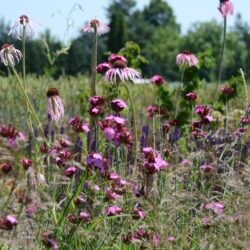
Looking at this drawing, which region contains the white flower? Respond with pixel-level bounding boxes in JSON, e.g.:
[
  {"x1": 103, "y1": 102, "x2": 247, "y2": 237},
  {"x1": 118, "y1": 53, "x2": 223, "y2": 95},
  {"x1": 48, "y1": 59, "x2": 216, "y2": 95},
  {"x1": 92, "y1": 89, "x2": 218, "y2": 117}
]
[
  {"x1": 8, "y1": 15, "x2": 39, "y2": 39},
  {"x1": 0, "y1": 44, "x2": 22, "y2": 67}
]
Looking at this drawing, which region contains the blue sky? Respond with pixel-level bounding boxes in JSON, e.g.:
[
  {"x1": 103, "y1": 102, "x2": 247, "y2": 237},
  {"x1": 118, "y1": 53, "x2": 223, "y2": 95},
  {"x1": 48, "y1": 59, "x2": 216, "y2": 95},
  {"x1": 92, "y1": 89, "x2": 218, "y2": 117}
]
[{"x1": 1, "y1": 0, "x2": 249, "y2": 42}]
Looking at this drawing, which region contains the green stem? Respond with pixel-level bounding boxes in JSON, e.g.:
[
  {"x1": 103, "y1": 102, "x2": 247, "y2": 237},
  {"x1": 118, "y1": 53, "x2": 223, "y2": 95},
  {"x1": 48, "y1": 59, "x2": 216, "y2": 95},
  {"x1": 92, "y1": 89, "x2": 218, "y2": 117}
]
[
  {"x1": 175, "y1": 71, "x2": 184, "y2": 118},
  {"x1": 22, "y1": 26, "x2": 26, "y2": 89},
  {"x1": 124, "y1": 84, "x2": 138, "y2": 177},
  {"x1": 212, "y1": 17, "x2": 227, "y2": 108},
  {"x1": 90, "y1": 30, "x2": 98, "y2": 96},
  {"x1": 240, "y1": 68, "x2": 249, "y2": 110},
  {"x1": 10, "y1": 65, "x2": 45, "y2": 138},
  {"x1": 225, "y1": 98, "x2": 228, "y2": 133}
]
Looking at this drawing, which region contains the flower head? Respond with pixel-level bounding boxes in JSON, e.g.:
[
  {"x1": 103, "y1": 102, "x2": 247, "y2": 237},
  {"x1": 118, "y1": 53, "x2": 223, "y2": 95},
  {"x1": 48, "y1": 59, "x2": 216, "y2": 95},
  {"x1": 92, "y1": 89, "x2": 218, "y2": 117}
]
[
  {"x1": 47, "y1": 88, "x2": 64, "y2": 122},
  {"x1": 8, "y1": 15, "x2": 39, "y2": 39},
  {"x1": 20, "y1": 157, "x2": 32, "y2": 170},
  {"x1": 185, "y1": 92, "x2": 198, "y2": 101},
  {"x1": 97, "y1": 62, "x2": 111, "y2": 74},
  {"x1": 110, "y1": 99, "x2": 127, "y2": 112},
  {"x1": 83, "y1": 19, "x2": 110, "y2": 35},
  {"x1": 150, "y1": 75, "x2": 166, "y2": 86},
  {"x1": 106, "y1": 205, "x2": 123, "y2": 216},
  {"x1": 103, "y1": 54, "x2": 141, "y2": 83},
  {"x1": 220, "y1": 85, "x2": 234, "y2": 96},
  {"x1": 205, "y1": 201, "x2": 224, "y2": 215},
  {"x1": 176, "y1": 50, "x2": 199, "y2": 69},
  {"x1": 0, "y1": 44, "x2": 22, "y2": 67},
  {"x1": 218, "y1": 0, "x2": 234, "y2": 17},
  {"x1": 0, "y1": 215, "x2": 18, "y2": 230}
]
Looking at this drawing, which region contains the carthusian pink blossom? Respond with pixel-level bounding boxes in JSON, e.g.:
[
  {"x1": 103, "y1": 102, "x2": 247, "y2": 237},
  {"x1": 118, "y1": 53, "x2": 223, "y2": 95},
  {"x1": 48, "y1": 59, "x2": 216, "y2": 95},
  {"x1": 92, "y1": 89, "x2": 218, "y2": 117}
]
[
  {"x1": 218, "y1": 0, "x2": 234, "y2": 17},
  {"x1": 205, "y1": 201, "x2": 224, "y2": 215},
  {"x1": 106, "y1": 205, "x2": 123, "y2": 216},
  {"x1": 47, "y1": 88, "x2": 64, "y2": 122},
  {"x1": 0, "y1": 43, "x2": 22, "y2": 67},
  {"x1": 150, "y1": 75, "x2": 166, "y2": 86},
  {"x1": 110, "y1": 99, "x2": 127, "y2": 112},
  {"x1": 176, "y1": 50, "x2": 199, "y2": 69}
]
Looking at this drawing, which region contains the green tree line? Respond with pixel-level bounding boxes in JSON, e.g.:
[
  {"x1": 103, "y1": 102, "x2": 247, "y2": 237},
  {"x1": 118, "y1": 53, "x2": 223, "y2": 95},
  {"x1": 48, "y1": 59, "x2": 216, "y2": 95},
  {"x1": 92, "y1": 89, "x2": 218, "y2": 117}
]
[{"x1": 0, "y1": 0, "x2": 249, "y2": 81}]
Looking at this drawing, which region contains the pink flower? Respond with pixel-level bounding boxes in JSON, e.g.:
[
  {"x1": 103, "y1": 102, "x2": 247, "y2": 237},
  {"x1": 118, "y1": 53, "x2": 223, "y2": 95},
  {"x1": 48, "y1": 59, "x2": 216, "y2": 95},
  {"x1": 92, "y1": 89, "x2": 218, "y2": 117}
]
[
  {"x1": 0, "y1": 215, "x2": 18, "y2": 230},
  {"x1": 176, "y1": 50, "x2": 199, "y2": 69},
  {"x1": 186, "y1": 92, "x2": 198, "y2": 101},
  {"x1": 150, "y1": 75, "x2": 166, "y2": 86},
  {"x1": 89, "y1": 95, "x2": 106, "y2": 106},
  {"x1": 41, "y1": 232, "x2": 59, "y2": 250},
  {"x1": 154, "y1": 153, "x2": 169, "y2": 171},
  {"x1": 104, "y1": 54, "x2": 141, "y2": 83},
  {"x1": 167, "y1": 236, "x2": 175, "y2": 242},
  {"x1": 205, "y1": 201, "x2": 224, "y2": 215},
  {"x1": 132, "y1": 208, "x2": 146, "y2": 220},
  {"x1": 86, "y1": 152, "x2": 108, "y2": 174},
  {"x1": 110, "y1": 99, "x2": 127, "y2": 112},
  {"x1": 97, "y1": 62, "x2": 111, "y2": 74},
  {"x1": 0, "y1": 43, "x2": 22, "y2": 67},
  {"x1": 20, "y1": 157, "x2": 32, "y2": 170},
  {"x1": 0, "y1": 162, "x2": 12, "y2": 174},
  {"x1": 64, "y1": 166, "x2": 77, "y2": 178},
  {"x1": 201, "y1": 217, "x2": 212, "y2": 228},
  {"x1": 83, "y1": 19, "x2": 110, "y2": 35},
  {"x1": 218, "y1": 0, "x2": 234, "y2": 17},
  {"x1": 47, "y1": 88, "x2": 64, "y2": 122},
  {"x1": 220, "y1": 85, "x2": 234, "y2": 96},
  {"x1": 0, "y1": 124, "x2": 25, "y2": 147},
  {"x1": 200, "y1": 164, "x2": 213, "y2": 173},
  {"x1": 106, "y1": 205, "x2": 123, "y2": 216},
  {"x1": 69, "y1": 116, "x2": 89, "y2": 133},
  {"x1": 79, "y1": 211, "x2": 90, "y2": 222}
]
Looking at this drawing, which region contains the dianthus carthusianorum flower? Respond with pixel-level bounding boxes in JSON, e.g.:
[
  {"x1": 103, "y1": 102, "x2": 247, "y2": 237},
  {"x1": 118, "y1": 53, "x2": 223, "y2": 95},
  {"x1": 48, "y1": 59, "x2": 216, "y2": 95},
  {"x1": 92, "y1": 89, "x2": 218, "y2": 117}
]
[
  {"x1": 47, "y1": 88, "x2": 64, "y2": 122},
  {"x1": 83, "y1": 19, "x2": 110, "y2": 35},
  {"x1": 8, "y1": 15, "x2": 38, "y2": 39},
  {"x1": 218, "y1": 0, "x2": 234, "y2": 17},
  {"x1": 0, "y1": 44, "x2": 22, "y2": 67}
]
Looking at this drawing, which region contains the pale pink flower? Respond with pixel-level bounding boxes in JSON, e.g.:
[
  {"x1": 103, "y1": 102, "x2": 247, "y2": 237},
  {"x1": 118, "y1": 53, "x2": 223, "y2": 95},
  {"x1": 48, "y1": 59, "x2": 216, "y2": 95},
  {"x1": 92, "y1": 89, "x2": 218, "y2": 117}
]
[
  {"x1": 0, "y1": 43, "x2": 22, "y2": 67},
  {"x1": 8, "y1": 15, "x2": 39, "y2": 39},
  {"x1": 106, "y1": 205, "x2": 123, "y2": 216},
  {"x1": 205, "y1": 201, "x2": 224, "y2": 215},
  {"x1": 47, "y1": 88, "x2": 64, "y2": 122},
  {"x1": 167, "y1": 236, "x2": 175, "y2": 242},
  {"x1": 104, "y1": 54, "x2": 141, "y2": 83},
  {"x1": 83, "y1": 19, "x2": 110, "y2": 35},
  {"x1": 200, "y1": 163, "x2": 213, "y2": 173},
  {"x1": 176, "y1": 50, "x2": 199, "y2": 69},
  {"x1": 79, "y1": 211, "x2": 90, "y2": 222},
  {"x1": 218, "y1": 0, "x2": 234, "y2": 17},
  {"x1": 220, "y1": 85, "x2": 234, "y2": 96}
]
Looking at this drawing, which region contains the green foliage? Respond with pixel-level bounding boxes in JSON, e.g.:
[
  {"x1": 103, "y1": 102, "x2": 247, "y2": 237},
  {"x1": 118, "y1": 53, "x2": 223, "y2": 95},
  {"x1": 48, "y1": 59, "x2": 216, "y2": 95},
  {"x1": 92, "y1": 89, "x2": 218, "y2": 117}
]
[
  {"x1": 118, "y1": 41, "x2": 148, "y2": 69},
  {"x1": 108, "y1": 12, "x2": 128, "y2": 53}
]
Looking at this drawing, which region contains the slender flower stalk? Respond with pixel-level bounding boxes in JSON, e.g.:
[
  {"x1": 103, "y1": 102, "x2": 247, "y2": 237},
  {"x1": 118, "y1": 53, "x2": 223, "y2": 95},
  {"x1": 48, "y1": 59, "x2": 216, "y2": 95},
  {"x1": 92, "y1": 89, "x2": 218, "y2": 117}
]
[
  {"x1": 9, "y1": 64, "x2": 45, "y2": 138},
  {"x1": 174, "y1": 71, "x2": 184, "y2": 118},
  {"x1": 212, "y1": 17, "x2": 227, "y2": 107},
  {"x1": 124, "y1": 84, "x2": 138, "y2": 177},
  {"x1": 22, "y1": 25, "x2": 27, "y2": 89}
]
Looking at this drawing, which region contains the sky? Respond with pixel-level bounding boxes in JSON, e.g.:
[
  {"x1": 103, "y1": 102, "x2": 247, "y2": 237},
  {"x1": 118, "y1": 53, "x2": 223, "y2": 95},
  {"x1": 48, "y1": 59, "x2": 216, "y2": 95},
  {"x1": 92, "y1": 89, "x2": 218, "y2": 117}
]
[{"x1": 1, "y1": 0, "x2": 249, "y2": 42}]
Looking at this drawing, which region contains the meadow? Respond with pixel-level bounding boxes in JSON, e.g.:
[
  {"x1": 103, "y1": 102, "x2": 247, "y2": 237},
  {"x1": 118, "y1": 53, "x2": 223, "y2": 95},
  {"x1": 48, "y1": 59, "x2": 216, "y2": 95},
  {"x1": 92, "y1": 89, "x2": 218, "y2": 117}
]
[{"x1": 0, "y1": 1, "x2": 250, "y2": 249}]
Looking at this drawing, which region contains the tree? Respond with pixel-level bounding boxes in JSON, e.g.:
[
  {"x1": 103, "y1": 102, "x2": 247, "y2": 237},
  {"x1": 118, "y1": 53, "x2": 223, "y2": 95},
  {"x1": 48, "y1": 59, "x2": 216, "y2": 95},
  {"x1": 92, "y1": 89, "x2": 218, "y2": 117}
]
[{"x1": 107, "y1": 12, "x2": 128, "y2": 52}]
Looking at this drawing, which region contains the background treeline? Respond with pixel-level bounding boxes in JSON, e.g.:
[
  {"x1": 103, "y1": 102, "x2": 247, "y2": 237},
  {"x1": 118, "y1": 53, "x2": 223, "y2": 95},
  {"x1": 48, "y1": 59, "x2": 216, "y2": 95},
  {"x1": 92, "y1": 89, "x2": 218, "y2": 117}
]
[{"x1": 0, "y1": 0, "x2": 250, "y2": 81}]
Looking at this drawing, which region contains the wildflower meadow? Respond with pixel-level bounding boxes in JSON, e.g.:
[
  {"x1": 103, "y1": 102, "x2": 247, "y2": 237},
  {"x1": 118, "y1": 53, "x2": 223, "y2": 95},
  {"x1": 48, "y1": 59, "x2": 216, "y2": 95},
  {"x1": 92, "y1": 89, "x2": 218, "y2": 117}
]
[{"x1": 0, "y1": 0, "x2": 249, "y2": 249}]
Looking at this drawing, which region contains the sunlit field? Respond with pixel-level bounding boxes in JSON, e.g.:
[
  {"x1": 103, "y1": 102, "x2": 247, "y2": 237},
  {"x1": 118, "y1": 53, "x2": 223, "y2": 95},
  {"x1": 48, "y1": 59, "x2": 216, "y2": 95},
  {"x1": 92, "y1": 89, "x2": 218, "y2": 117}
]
[{"x1": 0, "y1": 0, "x2": 250, "y2": 249}]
